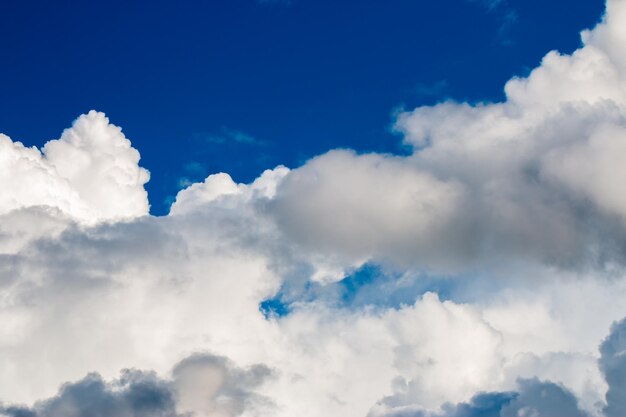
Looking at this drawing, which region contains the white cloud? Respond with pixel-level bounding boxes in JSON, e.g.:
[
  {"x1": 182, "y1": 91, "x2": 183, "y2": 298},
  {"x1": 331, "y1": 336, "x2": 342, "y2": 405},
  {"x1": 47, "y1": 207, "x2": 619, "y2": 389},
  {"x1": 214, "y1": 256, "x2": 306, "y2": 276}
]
[
  {"x1": 170, "y1": 167, "x2": 289, "y2": 216},
  {"x1": 0, "y1": 111, "x2": 149, "y2": 225},
  {"x1": 4, "y1": 0, "x2": 626, "y2": 416}
]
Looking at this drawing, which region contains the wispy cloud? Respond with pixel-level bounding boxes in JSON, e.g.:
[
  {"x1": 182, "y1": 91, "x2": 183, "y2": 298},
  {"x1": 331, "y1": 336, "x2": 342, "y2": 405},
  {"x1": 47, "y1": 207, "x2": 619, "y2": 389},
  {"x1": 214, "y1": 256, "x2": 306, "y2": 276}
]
[
  {"x1": 470, "y1": 0, "x2": 505, "y2": 11},
  {"x1": 413, "y1": 80, "x2": 449, "y2": 99},
  {"x1": 467, "y1": 0, "x2": 518, "y2": 44},
  {"x1": 196, "y1": 127, "x2": 266, "y2": 146}
]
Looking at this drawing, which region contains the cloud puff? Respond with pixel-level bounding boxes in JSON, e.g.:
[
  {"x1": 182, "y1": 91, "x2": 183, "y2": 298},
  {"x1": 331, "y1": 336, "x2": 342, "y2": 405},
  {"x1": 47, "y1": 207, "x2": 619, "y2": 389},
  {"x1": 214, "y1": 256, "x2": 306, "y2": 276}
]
[
  {"x1": 170, "y1": 166, "x2": 289, "y2": 216},
  {"x1": 172, "y1": 354, "x2": 274, "y2": 416},
  {"x1": 0, "y1": 111, "x2": 149, "y2": 225}
]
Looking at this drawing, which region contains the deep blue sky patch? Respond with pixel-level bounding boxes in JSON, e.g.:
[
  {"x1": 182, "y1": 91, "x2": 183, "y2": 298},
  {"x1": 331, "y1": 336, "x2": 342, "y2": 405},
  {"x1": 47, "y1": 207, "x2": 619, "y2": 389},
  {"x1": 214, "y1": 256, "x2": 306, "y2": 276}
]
[{"x1": 0, "y1": 0, "x2": 605, "y2": 214}]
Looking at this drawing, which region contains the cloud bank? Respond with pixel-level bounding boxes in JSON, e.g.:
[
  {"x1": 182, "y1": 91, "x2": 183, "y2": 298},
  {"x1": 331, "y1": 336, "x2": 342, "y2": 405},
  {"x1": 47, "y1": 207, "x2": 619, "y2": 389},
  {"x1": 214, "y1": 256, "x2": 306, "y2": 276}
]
[{"x1": 3, "y1": 0, "x2": 626, "y2": 416}]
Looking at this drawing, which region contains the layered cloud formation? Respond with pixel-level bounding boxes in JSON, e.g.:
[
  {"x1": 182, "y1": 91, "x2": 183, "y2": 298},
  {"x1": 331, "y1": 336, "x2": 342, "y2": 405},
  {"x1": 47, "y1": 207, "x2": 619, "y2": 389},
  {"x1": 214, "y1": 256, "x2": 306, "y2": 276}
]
[{"x1": 3, "y1": 1, "x2": 626, "y2": 416}]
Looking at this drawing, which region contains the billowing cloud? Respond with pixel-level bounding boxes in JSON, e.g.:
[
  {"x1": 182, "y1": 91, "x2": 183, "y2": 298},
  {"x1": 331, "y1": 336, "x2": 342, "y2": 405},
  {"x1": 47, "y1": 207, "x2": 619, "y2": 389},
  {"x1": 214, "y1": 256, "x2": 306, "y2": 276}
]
[
  {"x1": 0, "y1": 110, "x2": 149, "y2": 225},
  {"x1": 268, "y1": 0, "x2": 626, "y2": 273},
  {"x1": 1, "y1": 370, "x2": 178, "y2": 417},
  {"x1": 269, "y1": 150, "x2": 468, "y2": 273},
  {"x1": 0, "y1": 353, "x2": 272, "y2": 417},
  {"x1": 373, "y1": 314, "x2": 626, "y2": 417},
  {"x1": 173, "y1": 354, "x2": 274, "y2": 416},
  {"x1": 3, "y1": 0, "x2": 626, "y2": 416}
]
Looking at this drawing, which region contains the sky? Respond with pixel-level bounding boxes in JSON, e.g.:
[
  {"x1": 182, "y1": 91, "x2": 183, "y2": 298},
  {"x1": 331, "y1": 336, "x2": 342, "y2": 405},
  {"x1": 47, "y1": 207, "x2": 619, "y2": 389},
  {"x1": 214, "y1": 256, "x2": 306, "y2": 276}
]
[
  {"x1": 0, "y1": 0, "x2": 605, "y2": 214},
  {"x1": 5, "y1": 1, "x2": 626, "y2": 417}
]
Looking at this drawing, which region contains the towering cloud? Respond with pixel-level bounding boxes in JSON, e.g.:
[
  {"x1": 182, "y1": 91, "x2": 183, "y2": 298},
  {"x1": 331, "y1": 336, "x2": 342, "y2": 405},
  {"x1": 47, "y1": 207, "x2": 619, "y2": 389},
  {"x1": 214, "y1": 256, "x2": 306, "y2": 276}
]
[{"x1": 0, "y1": 111, "x2": 149, "y2": 225}]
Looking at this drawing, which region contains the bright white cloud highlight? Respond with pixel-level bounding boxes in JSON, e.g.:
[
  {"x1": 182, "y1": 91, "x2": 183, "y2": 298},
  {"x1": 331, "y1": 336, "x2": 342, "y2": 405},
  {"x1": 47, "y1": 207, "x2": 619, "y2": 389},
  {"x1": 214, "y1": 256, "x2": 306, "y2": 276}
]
[{"x1": 0, "y1": 110, "x2": 149, "y2": 225}]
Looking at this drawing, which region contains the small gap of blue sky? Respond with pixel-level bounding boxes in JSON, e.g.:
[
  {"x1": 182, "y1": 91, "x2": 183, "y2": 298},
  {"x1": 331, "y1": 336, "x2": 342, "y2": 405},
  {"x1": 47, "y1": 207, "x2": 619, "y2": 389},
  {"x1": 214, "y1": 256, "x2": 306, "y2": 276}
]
[
  {"x1": 259, "y1": 260, "x2": 540, "y2": 318},
  {"x1": 259, "y1": 263, "x2": 466, "y2": 318}
]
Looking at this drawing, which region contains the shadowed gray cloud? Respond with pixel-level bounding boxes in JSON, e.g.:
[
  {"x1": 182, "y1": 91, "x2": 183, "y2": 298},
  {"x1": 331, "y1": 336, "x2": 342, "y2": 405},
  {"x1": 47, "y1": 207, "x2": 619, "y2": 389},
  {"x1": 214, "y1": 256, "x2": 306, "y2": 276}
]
[
  {"x1": 0, "y1": 370, "x2": 178, "y2": 417},
  {"x1": 375, "y1": 379, "x2": 589, "y2": 417},
  {"x1": 0, "y1": 354, "x2": 274, "y2": 417},
  {"x1": 600, "y1": 317, "x2": 626, "y2": 417}
]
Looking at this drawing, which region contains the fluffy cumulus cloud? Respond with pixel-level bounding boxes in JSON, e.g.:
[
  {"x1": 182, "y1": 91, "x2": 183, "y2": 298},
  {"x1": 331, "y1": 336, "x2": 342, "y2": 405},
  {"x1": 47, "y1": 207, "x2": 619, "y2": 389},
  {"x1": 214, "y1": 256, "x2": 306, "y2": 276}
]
[
  {"x1": 370, "y1": 317, "x2": 626, "y2": 417},
  {"x1": 4, "y1": 0, "x2": 626, "y2": 416},
  {"x1": 0, "y1": 110, "x2": 149, "y2": 225}
]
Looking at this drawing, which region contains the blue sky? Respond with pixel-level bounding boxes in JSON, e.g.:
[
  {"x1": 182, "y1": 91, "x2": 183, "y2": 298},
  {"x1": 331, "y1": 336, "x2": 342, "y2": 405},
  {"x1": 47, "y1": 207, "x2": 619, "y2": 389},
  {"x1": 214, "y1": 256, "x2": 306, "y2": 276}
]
[{"x1": 0, "y1": 0, "x2": 604, "y2": 214}]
